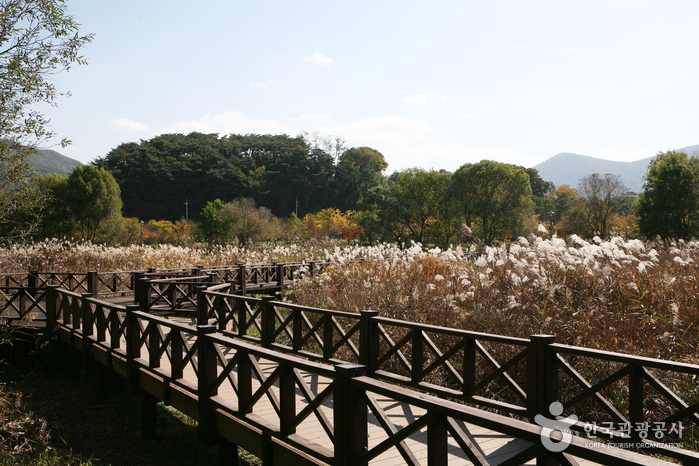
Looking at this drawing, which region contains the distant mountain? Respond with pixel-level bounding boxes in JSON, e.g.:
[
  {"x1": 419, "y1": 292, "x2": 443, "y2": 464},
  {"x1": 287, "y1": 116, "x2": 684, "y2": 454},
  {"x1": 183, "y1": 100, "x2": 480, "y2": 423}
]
[
  {"x1": 534, "y1": 144, "x2": 699, "y2": 194},
  {"x1": 27, "y1": 148, "x2": 81, "y2": 176}
]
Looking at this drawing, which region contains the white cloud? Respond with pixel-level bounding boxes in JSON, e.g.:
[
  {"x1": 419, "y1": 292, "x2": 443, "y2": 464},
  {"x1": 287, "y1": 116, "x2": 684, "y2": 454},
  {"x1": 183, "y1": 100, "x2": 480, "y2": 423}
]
[
  {"x1": 458, "y1": 112, "x2": 475, "y2": 119},
  {"x1": 399, "y1": 92, "x2": 448, "y2": 104},
  {"x1": 160, "y1": 111, "x2": 292, "y2": 136},
  {"x1": 336, "y1": 116, "x2": 439, "y2": 147},
  {"x1": 110, "y1": 118, "x2": 152, "y2": 133},
  {"x1": 290, "y1": 113, "x2": 332, "y2": 123},
  {"x1": 247, "y1": 80, "x2": 276, "y2": 87},
  {"x1": 598, "y1": 147, "x2": 657, "y2": 162},
  {"x1": 302, "y1": 53, "x2": 333, "y2": 66}
]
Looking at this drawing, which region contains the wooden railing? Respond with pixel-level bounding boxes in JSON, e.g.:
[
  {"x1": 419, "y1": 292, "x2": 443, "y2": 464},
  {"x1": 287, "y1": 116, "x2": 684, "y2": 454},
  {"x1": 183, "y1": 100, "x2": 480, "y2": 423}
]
[
  {"x1": 195, "y1": 288, "x2": 699, "y2": 465},
  {"x1": 0, "y1": 261, "x2": 337, "y2": 324},
  {"x1": 44, "y1": 285, "x2": 670, "y2": 466}
]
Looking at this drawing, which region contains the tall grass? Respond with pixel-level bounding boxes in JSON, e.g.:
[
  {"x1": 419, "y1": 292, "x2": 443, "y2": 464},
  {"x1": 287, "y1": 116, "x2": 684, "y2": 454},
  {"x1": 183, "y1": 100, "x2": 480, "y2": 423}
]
[{"x1": 290, "y1": 235, "x2": 699, "y2": 363}]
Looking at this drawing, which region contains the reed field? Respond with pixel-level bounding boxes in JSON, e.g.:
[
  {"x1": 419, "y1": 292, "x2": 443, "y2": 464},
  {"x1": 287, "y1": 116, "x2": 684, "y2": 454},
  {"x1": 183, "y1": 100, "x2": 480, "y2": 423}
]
[
  {"x1": 290, "y1": 234, "x2": 699, "y2": 364},
  {"x1": 3, "y1": 234, "x2": 698, "y2": 362}
]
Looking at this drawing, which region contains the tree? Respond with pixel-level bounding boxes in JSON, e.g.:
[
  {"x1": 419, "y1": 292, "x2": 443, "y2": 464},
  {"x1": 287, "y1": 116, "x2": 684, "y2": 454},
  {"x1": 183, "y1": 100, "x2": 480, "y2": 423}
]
[
  {"x1": 576, "y1": 173, "x2": 627, "y2": 237},
  {"x1": 197, "y1": 197, "x2": 274, "y2": 244},
  {"x1": 334, "y1": 146, "x2": 387, "y2": 210},
  {"x1": 449, "y1": 160, "x2": 534, "y2": 245},
  {"x1": 636, "y1": 150, "x2": 699, "y2": 239},
  {"x1": 360, "y1": 168, "x2": 457, "y2": 244},
  {"x1": 36, "y1": 165, "x2": 124, "y2": 242},
  {"x1": 65, "y1": 165, "x2": 123, "y2": 241},
  {"x1": 0, "y1": 0, "x2": 92, "y2": 239}
]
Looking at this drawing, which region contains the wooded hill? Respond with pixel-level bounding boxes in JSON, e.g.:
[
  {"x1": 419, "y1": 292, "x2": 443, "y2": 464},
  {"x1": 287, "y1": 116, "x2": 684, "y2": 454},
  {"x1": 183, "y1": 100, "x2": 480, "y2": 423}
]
[{"x1": 95, "y1": 133, "x2": 387, "y2": 221}]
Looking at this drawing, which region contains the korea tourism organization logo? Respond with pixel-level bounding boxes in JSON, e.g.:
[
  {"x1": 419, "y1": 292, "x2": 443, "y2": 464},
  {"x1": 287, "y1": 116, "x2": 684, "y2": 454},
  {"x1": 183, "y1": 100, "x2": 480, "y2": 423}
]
[
  {"x1": 535, "y1": 401, "x2": 685, "y2": 452},
  {"x1": 535, "y1": 402, "x2": 578, "y2": 452}
]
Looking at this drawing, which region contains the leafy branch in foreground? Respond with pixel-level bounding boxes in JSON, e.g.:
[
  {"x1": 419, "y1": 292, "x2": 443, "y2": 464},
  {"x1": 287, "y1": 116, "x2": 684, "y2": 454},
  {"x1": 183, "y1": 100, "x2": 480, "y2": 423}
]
[{"x1": 0, "y1": 0, "x2": 93, "y2": 239}]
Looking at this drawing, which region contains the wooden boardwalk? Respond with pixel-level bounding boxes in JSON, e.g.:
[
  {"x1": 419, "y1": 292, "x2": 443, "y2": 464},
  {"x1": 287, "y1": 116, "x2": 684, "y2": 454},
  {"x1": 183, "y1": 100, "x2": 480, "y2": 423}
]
[
  {"x1": 8, "y1": 268, "x2": 689, "y2": 465},
  {"x1": 57, "y1": 305, "x2": 610, "y2": 466}
]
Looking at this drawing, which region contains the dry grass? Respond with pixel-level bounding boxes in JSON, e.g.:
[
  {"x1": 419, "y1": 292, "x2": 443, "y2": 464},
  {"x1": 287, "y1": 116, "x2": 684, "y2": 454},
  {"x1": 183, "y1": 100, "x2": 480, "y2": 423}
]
[
  {"x1": 0, "y1": 341, "x2": 259, "y2": 466},
  {"x1": 290, "y1": 236, "x2": 699, "y2": 362},
  {"x1": 0, "y1": 238, "x2": 346, "y2": 273}
]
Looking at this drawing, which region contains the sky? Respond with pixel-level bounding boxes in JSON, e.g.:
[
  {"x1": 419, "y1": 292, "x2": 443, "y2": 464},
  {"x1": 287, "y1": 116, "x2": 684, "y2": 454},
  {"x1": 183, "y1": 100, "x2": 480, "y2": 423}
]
[{"x1": 38, "y1": 0, "x2": 699, "y2": 173}]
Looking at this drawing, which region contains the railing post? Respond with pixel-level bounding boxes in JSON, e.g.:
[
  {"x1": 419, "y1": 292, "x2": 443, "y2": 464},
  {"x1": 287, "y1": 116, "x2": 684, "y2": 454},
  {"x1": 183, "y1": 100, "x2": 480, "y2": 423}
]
[
  {"x1": 309, "y1": 261, "x2": 317, "y2": 277},
  {"x1": 527, "y1": 334, "x2": 558, "y2": 421},
  {"x1": 214, "y1": 295, "x2": 227, "y2": 332},
  {"x1": 28, "y1": 270, "x2": 38, "y2": 297},
  {"x1": 196, "y1": 324, "x2": 218, "y2": 445},
  {"x1": 359, "y1": 310, "x2": 379, "y2": 373},
  {"x1": 334, "y1": 364, "x2": 367, "y2": 466},
  {"x1": 237, "y1": 264, "x2": 247, "y2": 296},
  {"x1": 260, "y1": 295, "x2": 275, "y2": 348},
  {"x1": 277, "y1": 262, "x2": 285, "y2": 290},
  {"x1": 138, "y1": 277, "x2": 151, "y2": 311},
  {"x1": 125, "y1": 304, "x2": 142, "y2": 395},
  {"x1": 44, "y1": 284, "x2": 60, "y2": 341},
  {"x1": 463, "y1": 337, "x2": 477, "y2": 397},
  {"x1": 196, "y1": 285, "x2": 208, "y2": 326},
  {"x1": 87, "y1": 271, "x2": 99, "y2": 297},
  {"x1": 528, "y1": 334, "x2": 558, "y2": 465},
  {"x1": 629, "y1": 364, "x2": 644, "y2": 442},
  {"x1": 412, "y1": 329, "x2": 424, "y2": 384},
  {"x1": 427, "y1": 412, "x2": 448, "y2": 466},
  {"x1": 81, "y1": 293, "x2": 93, "y2": 337},
  {"x1": 323, "y1": 314, "x2": 334, "y2": 360},
  {"x1": 279, "y1": 364, "x2": 296, "y2": 435}
]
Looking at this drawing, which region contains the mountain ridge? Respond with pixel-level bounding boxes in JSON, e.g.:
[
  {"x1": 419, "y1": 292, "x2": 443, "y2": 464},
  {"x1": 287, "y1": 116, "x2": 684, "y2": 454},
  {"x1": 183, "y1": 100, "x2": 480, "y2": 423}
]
[{"x1": 534, "y1": 144, "x2": 699, "y2": 193}]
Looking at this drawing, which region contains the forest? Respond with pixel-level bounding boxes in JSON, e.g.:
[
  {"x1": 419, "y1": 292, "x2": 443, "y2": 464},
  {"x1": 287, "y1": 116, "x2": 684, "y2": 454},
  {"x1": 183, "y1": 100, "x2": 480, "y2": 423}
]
[{"x1": 14, "y1": 131, "x2": 693, "y2": 247}]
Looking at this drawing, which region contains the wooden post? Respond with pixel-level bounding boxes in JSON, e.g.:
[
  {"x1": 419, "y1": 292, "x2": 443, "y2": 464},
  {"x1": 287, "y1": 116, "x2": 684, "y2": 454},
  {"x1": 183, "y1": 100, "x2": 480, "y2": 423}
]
[
  {"x1": 238, "y1": 351, "x2": 252, "y2": 414},
  {"x1": 196, "y1": 324, "x2": 218, "y2": 445},
  {"x1": 463, "y1": 337, "x2": 477, "y2": 397},
  {"x1": 141, "y1": 389, "x2": 158, "y2": 440},
  {"x1": 359, "y1": 310, "x2": 379, "y2": 373},
  {"x1": 218, "y1": 436, "x2": 239, "y2": 466},
  {"x1": 237, "y1": 264, "x2": 247, "y2": 296},
  {"x1": 80, "y1": 292, "x2": 92, "y2": 331},
  {"x1": 527, "y1": 334, "x2": 558, "y2": 421},
  {"x1": 292, "y1": 306, "x2": 303, "y2": 353},
  {"x1": 125, "y1": 304, "x2": 142, "y2": 395},
  {"x1": 260, "y1": 296, "x2": 275, "y2": 348},
  {"x1": 412, "y1": 329, "x2": 424, "y2": 384},
  {"x1": 28, "y1": 270, "x2": 38, "y2": 297},
  {"x1": 427, "y1": 412, "x2": 448, "y2": 466},
  {"x1": 87, "y1": 271, "x2": 99, "y2": 297},
  {"x1": 323, "y1": 313, "x2": 334, "y2": 360},
  {"x1": 334, "y1": 364, "x2": 367, "y2": 466},
  {"x1": 138, "y1": 277, "x2": 151, "y2": 311},
  {"x1": 309, "y1": 261, "x2": 316, "y2": 277},
  {"x1": 196, "y1": 285, "x2": 208, "y2": 326},
  {"x1": 629, "y1": 364, "x2": 644, "y2": 442},
  {"x1": 44, "y1": 284, "x2": 60, "y2": 341},
  {"x1": 214, "y1": 295, "x2": 226, "y2": 332},
  {"x1": 527, "y1": 334, "x2": 558, "y2": 466},
  {"x1": 279, "y1": 364, "x2": 296, "y2": 435},
  {"x1": 277, "y1": 262, "x2": 285, "y2": 290},
  {"x1": 170, "y1": 329, "x2": 183, "y2": 380}
]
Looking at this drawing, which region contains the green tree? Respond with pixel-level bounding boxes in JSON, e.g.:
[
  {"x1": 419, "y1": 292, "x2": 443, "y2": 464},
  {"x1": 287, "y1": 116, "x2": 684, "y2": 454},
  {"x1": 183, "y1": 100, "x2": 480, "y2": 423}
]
[
  {"x1": 334, "y1": 146, "x2": 387, "y2": 210},
  {"x1": 35, "y1": 173, "x2": 72, "y2": 238},
  {"x1": 636, "y1": 150, "x2": 699, "y2": 239},
  {"x1": 65, "y1": 165, "x2": 123, "y2": 241},
  {"x1": 360, "y1": 168, "x2": 458, "y2": 244},
  {"x1": 198, "y1": 199, "x2": 228, "y2": 243},
  {"x1": 449, "y1": 160, "x2": 534, "y2": 245},
  {"x1": 576, "y1": 173, "x2": 627, "y2": 237},
  {"x1": 0, "y1": 0, "x2": 92, "y2": 239}
]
